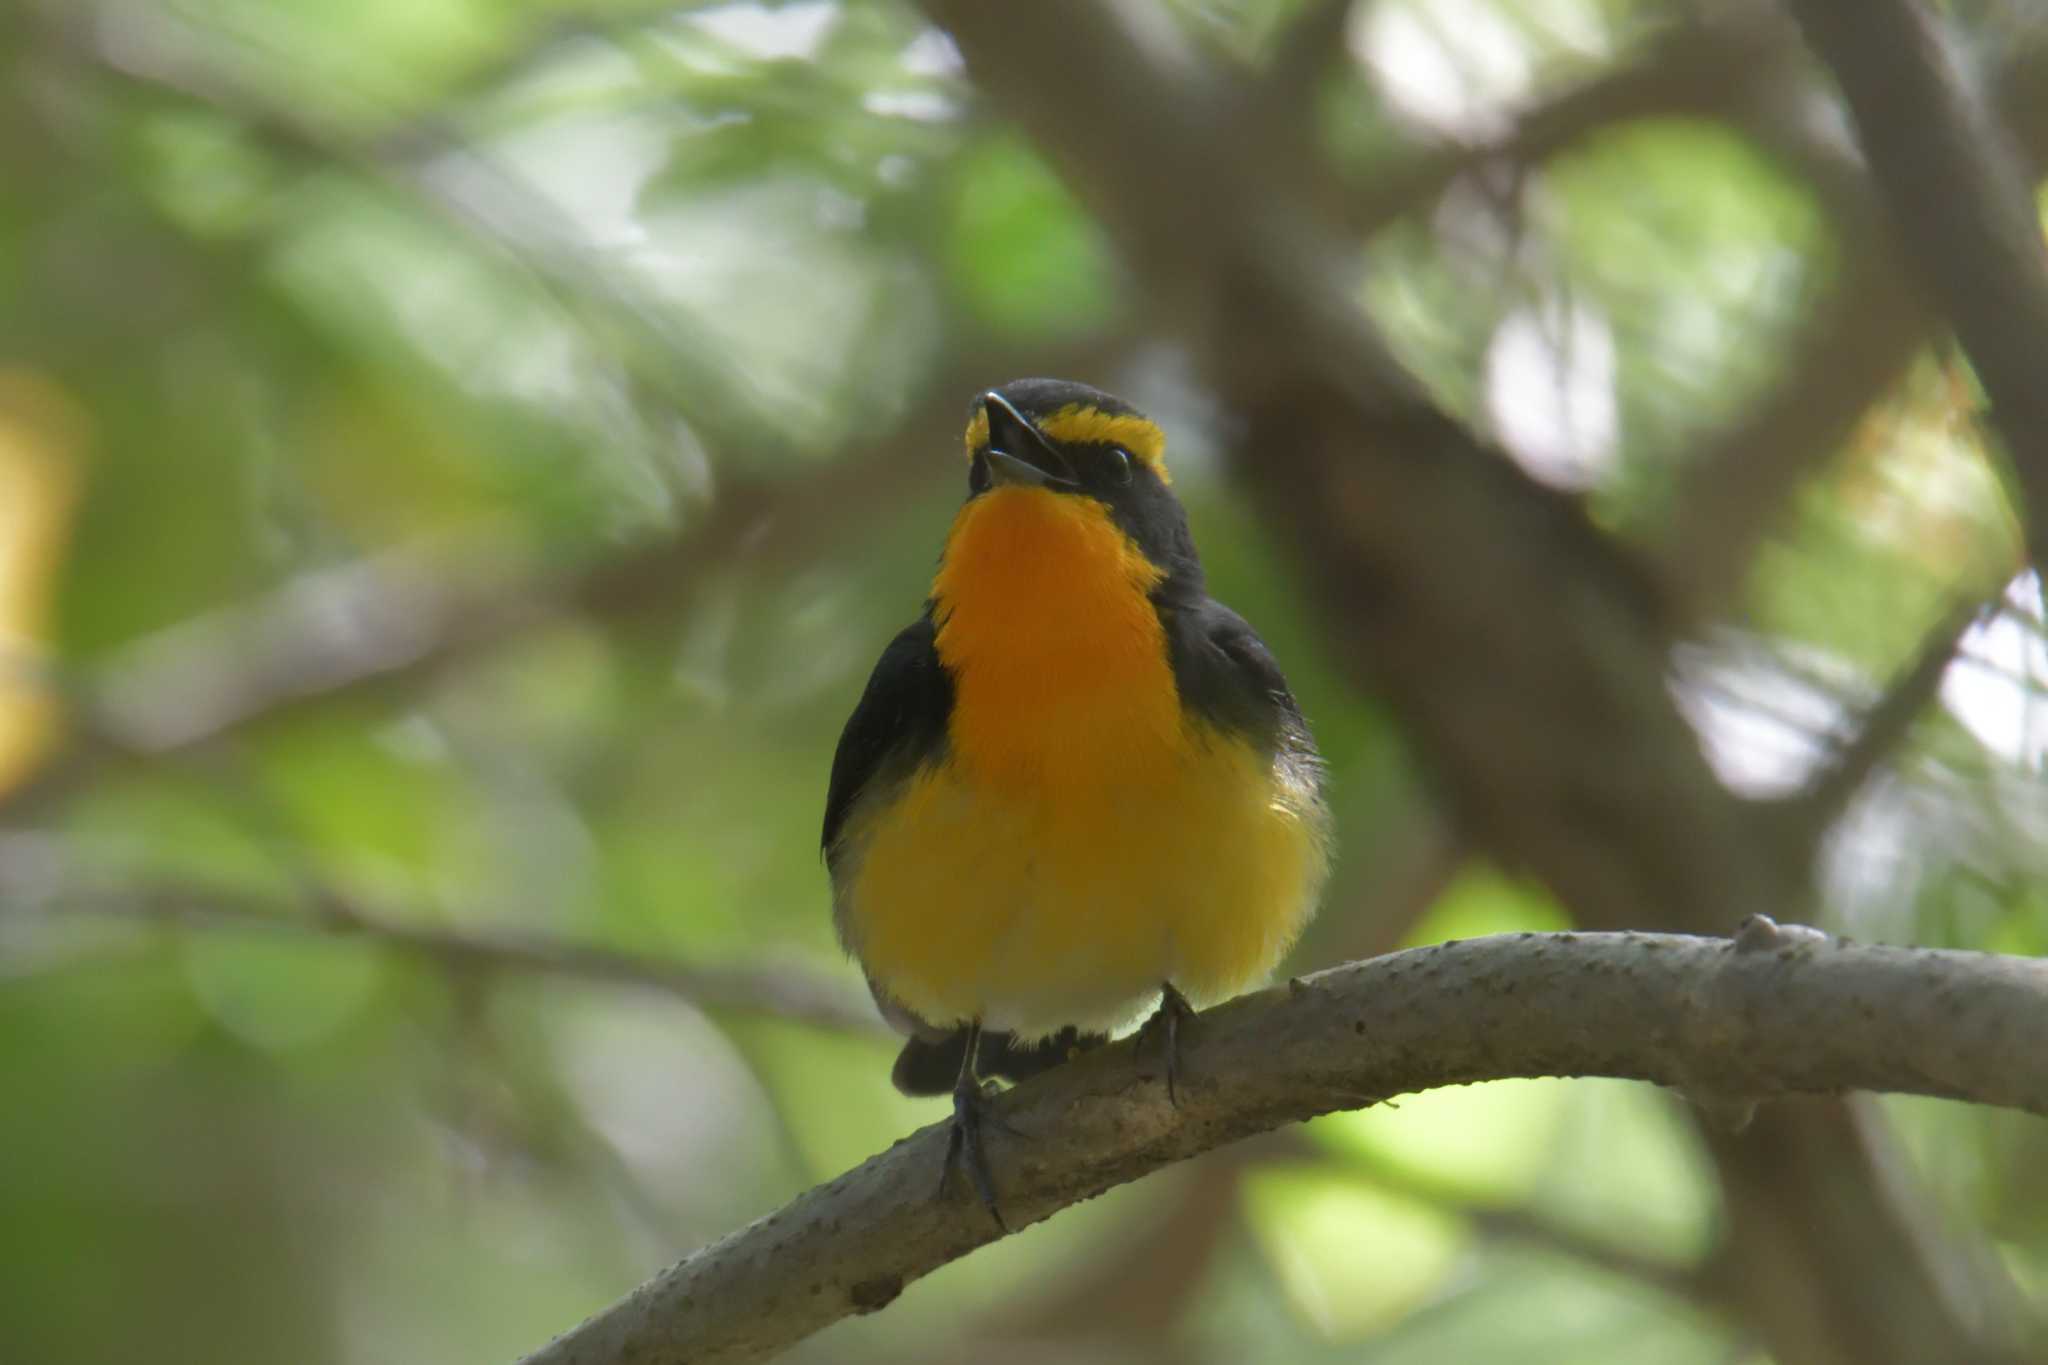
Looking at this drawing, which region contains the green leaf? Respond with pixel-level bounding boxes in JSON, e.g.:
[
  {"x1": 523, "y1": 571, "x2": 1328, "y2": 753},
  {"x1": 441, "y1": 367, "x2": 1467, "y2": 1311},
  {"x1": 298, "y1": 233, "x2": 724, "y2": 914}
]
[
  {"x1": 1310, "y1": 1079, "x2": 1570, "y2": 1205},
  {"x1": 1242, "y1": 1166, "x2": 1465, "y2": 1338},
  {"x1": 181, "y1": 930, "x2": 385, "y2": 1052},
  {"x1": 945, "y1": 136, "x2": 1121, "y2": 338}
]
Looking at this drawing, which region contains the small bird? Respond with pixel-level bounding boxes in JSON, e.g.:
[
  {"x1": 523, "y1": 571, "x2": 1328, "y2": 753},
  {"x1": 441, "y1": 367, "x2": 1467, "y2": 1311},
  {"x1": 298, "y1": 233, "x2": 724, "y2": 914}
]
[{"x1": 823, "y1": 379, "x2": 1329, "y2": 1224}]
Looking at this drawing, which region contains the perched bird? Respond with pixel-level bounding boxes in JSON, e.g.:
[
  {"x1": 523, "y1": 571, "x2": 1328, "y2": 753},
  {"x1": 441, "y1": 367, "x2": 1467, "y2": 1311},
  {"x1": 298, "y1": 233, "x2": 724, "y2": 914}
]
[{"x1": 823, "y1": 379, "x2": 1329, "y2": 1224}]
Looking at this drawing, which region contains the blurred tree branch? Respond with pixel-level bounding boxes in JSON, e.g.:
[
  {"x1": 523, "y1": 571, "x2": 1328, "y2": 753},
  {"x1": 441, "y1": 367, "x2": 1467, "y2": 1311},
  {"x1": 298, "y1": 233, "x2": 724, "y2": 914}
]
[
  {"x1": 1785, "y1": 0, "x2": 2048, "y2": 563},
  {"x1": 0, "y1": 334, "x2": 1128, "y2": 825},
  {"x1": 1655, "y1": 220, "x2": 1931, "y2": 612},
  {"x1": 517, "y1": 925, "x2": 2048, "y2": 1365},
  {"x1": 1323, "y1": 2, "x2": 2048, "y2": 618},
  {"x1": 0, "y1": 857, "x2": 884, "y2": 1034},
  {"x1": 9, "y1": 8, "x2": 1152, "y2": 819},
  {"x1": 1775, "y1": 591, "x2": 1995, "y2": 859},
  {"x1": 1337, "y1": 7, "x2": 1803, "y2": 241},
  {"x1": 1251, "y1": 1124, "x2": 1736, "y2": 1315},
  {"x1": 6, "y1": 4, "x2": 1131, "y2": 817},
  {"x1": 28, "y1": 0, "x2": 2048, "y2": 800},
  {"x1": 1299, "y1": 2, "x2": 2048, "y2": 621},
  {"x1": 940, "y1": 1156, "x2": 1248, "y2": 1365}
]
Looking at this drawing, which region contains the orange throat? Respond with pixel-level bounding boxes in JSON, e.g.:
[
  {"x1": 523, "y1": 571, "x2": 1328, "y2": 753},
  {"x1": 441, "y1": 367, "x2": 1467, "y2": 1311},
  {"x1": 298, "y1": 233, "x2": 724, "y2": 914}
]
[{"x1": 930, "y1": 486, "x2": 1179, "y2": 781}]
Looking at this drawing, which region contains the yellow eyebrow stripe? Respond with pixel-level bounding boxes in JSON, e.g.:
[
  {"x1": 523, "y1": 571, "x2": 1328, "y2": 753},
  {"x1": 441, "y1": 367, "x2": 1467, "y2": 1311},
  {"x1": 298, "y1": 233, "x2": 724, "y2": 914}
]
[
  {"x1": 961, "y1": 403, "x2": 1171, "y2": 483},
  {"x1": 1039, "y1": 406, "x2": 1167, "y2": 475}
]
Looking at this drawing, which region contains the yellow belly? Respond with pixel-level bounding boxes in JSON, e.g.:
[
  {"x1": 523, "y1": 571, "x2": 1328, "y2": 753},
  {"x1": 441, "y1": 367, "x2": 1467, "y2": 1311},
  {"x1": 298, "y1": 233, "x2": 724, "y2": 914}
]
[{"x1": 839, "y1": 728, "x2": 1325, "y2": 1036}]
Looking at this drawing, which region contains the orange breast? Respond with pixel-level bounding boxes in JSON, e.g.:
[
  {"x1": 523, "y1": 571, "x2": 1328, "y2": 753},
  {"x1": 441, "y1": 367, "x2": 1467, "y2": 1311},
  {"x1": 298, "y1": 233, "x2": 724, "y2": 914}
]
[{"x1": 929, "y1": 486, "x2": 1179, "y2": 780}]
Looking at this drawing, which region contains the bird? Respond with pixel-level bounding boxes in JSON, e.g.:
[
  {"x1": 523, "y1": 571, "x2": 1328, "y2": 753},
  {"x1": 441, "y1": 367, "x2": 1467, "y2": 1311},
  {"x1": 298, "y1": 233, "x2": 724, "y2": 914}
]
[{"x1": 822, "y1": 378, "x2": 1330, "y2": 1226}]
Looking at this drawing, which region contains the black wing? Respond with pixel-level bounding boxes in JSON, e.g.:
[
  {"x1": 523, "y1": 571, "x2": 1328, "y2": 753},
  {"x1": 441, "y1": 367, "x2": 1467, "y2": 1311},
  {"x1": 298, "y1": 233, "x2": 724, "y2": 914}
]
[
  {"x1": 1167, "y1": 598, "x2": 1314, "y2": 759},
  {"x1": 821, "y1": 613, "x2": 953, "y2": 861}
]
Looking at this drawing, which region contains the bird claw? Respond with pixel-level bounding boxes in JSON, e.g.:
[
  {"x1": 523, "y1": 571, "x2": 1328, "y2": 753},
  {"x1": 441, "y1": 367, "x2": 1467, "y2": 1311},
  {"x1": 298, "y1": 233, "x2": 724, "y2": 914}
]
[
  {"x1": 939, "y1": 1079, "x2": 1008, "y2": 1231},
  {"x1": 1141, "y1": 982, "x2": 1198, "y2": 1106}
]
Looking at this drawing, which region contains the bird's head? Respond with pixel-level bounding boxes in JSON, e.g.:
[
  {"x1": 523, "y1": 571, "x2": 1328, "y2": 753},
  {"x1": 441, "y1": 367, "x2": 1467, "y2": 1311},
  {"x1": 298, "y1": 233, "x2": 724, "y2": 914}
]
[{"x1": 953, "y1": 379, "x2": 1199, "y2": 591}]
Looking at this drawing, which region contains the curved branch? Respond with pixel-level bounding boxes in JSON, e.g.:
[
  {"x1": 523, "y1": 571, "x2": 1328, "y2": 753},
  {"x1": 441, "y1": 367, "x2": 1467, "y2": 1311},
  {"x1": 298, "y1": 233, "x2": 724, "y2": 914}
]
[{"x1": 516, "y1": 925, "x2": 2048, "y2": 1365}]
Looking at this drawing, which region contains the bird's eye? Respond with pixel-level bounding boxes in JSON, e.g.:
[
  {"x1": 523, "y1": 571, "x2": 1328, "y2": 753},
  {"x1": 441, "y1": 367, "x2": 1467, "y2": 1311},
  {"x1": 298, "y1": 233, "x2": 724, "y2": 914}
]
[{"x1": 1104, "y1": 448, "x2": 1133, "y2": 486}]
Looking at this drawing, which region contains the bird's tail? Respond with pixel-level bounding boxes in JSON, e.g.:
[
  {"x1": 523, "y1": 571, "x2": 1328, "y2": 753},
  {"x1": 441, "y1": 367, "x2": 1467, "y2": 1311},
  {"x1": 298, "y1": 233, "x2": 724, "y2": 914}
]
[{"x1": 891, "y1": 1025, "x2": 1108, "y2": 1097}]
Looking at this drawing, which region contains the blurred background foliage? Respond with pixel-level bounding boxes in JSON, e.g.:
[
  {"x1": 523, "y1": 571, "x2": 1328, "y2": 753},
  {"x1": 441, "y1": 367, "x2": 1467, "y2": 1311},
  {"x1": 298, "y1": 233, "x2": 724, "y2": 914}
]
[{"x1": 0, "y1": 0, "x2": 2045, "y2": 1362}]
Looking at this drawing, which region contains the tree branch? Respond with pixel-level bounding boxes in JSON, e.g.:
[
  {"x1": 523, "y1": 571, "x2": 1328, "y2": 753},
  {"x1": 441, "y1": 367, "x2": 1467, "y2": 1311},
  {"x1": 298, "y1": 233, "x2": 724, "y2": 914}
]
[
  {"x1": 1700, "y1": 1094, "x2": 2044, "y2": 1365},
  {"x1": 1656, "y1": 218, "x2": 1931, "y2": 614},
  {"x1": 0, "y1": 330, "x2": 1132, "y2": 831},
  {"x1": 10, "y1": 875, "x2": 882, "y2": 1035},
  {"x1": 15, "y1": 6, "x2": 1143, "y2": 799},
  {"x1": 515, "y1": 925, "x2": 2048, "y2": 1365},
  {"x1": 1777, "y1": 592, "x2": 1995, "y2": 856},
  {"x1": 1784, "y1": 0, "x2": 2048, "y2": 560},
  {"x1": 1312, "y1": 6, "x2": 2048, "y2": 622},
  {"x1": 1341, "y1": 8, "x2": 1803, "y2": 240},
  {"x1": 1277, "y1": 1122, "x2": 1733, "y2": 1312},
  {"x1": 1467, "y1": 1202, "x2": 1723, "y2": 1311}
]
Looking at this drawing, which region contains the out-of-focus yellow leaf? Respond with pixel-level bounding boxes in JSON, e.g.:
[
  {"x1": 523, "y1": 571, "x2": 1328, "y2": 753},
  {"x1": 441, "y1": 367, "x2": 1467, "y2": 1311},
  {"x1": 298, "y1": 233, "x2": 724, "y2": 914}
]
[{"x1": 0, "y1": 370, "x2": 86, "y2": 795}]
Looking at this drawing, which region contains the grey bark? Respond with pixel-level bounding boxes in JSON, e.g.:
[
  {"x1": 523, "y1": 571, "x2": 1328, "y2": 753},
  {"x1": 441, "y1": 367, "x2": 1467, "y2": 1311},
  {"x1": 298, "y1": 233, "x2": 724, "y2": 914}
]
[{"x1": 518, "y1": 924, "x2": 2048, "y2": 1365}]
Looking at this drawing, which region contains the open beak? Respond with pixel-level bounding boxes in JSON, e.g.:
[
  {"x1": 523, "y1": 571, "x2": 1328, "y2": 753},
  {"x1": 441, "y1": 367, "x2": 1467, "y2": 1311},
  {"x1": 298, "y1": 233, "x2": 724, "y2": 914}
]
[{"x1": 982, "y1": 392, "x2": 1078, "y2": 490}]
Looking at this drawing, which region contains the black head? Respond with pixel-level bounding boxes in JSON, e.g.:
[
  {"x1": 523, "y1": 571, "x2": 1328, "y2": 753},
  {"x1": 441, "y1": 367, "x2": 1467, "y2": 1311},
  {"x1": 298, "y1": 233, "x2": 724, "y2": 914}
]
[{"x1": 960, "y1": 378, "x2": 1201, "y2": 592}]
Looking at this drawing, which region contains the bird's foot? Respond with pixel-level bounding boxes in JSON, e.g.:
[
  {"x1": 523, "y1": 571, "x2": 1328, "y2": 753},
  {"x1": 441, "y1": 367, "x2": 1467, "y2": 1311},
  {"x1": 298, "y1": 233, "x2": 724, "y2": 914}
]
[
  {"x1": 939, "y1": 1075, "x2": 1010, "y2": 1231},
  {"x1": 1141, "y1": 981, "x2": 1198, "y2": 1106}
]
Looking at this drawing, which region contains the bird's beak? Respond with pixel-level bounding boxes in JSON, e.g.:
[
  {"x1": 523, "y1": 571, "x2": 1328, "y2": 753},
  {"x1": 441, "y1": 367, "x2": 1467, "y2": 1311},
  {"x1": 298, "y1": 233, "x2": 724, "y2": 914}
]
[{"x1": 982, "y1": 392, "x2": 1079, "y2": 490}]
